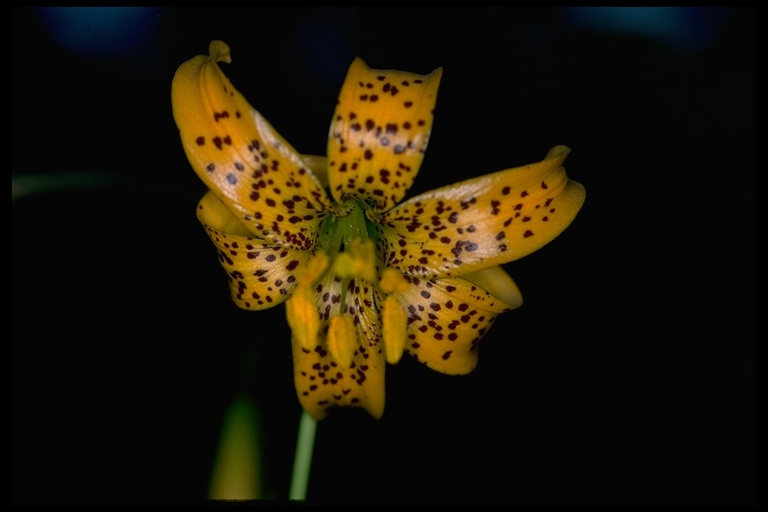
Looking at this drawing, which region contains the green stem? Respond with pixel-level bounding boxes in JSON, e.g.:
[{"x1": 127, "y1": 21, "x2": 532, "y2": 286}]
[{"x1": 288, "y1": 410, "x2": 317, "y2": 500}]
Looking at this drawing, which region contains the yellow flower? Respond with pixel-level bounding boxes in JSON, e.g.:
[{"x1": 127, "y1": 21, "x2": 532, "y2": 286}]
[{"x1": 172, "y1": 41, "x2": 586, "y2": 420}]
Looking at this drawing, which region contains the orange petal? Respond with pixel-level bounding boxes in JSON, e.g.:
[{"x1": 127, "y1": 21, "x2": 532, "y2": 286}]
[
  {"x1": 376, "y1": 145, "x2": 586, "y2": 278},
  {"x1": 172, "y1": 41, "x2": 332, "y2": 250},
  {"x1": 197, "y1": 191, "x2": 312, "y2": 310},
  {"x1": 327, "y1": 57, "x2": 442, "y2": 211},
  {"x1": 396, "y1": 274, "x2": 513, "y2": 375}
]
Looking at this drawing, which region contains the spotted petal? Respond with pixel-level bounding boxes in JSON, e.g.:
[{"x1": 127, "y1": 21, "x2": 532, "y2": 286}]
[
  {"x1": 291, "y1": 274, "x2": 386, "y2": 420},
  {"x1": 395, "y1": 272, "x2": 516, "y2": 375},
  {"x1": 376, "y1": 145, "x2": 586, "y2": 279},
  {"x1": 172, "y1": 40, "x2": 332, "y2": 251},
  {"x1": 197, "y1": 191, "x2": 313, "y2": 310},
  {"x1": 327, "y1": 57, "x2": 442, "y2": 212}
]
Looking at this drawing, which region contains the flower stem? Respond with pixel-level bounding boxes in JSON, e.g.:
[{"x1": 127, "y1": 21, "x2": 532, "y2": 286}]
[{"x1": 288, "y1": 410, "x2": 317, "y2": 500}]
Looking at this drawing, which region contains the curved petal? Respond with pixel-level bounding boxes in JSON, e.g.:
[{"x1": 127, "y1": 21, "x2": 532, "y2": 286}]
[
  {"x1": 197, "y1": 191, "x2": 312, "y2": 310},
  {"x1": 460, "y1": 265, "x2": 523, "y2": 310},
  {"x1": 291, "y1": 274, "x2": 386, "y2": 420},
  {"x1": 172, "y1": 41, "x2": 332, "y2": 251},
  {"x1": 376, "y1": 145, "x2": 586, "y2": 278},
  {"x1": 394, "y1": 273, "x2": 515, "y2": 375},
  {"x1": 327, "y1": 57, "x2": 442, "y2": 212}
]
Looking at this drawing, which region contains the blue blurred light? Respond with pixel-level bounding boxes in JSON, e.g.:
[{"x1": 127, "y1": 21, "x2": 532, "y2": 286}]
[
  {"x1": 304, "y1": 20, "x2": 356, "y2": 87},
  {"x1": 35, "y1": 7, "x2": 161, "y2": 58},
  {"x1": 563, "y1": 7, "x2": 731, "y2": 53}
]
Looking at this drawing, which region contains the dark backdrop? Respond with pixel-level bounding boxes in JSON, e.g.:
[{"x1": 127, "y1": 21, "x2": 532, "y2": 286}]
[{"x1": 12, "y1": 7, "x2": 755, "y2": 505}]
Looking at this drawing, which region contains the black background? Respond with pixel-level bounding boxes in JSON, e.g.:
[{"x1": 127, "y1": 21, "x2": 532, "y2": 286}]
[{"x1": 12, "y1": 7, "x2": 755, "y2": 505}]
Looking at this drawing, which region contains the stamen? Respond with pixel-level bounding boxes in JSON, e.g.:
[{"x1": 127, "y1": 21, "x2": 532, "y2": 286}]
[
  {"x1": 379, "y1": 267, "x2": 409, "y2": 294},
  {"x1": 285, "y1": 251, "x2": 330, "y2": 350},
  {"x1": 327, "y1": 314, "x2": 357, "y2": 369},
  {"x1": 286, "y1": 288, "x2": 320, "y2": 350},
  {"x1": 382, "y1": 294, "x2": 407, "y2": 364},
  {"x1": 299, "y1": 251, "x2": 330, "y2": 289},
  {"x1": 378, "y1": 267, "x2": 409, "y2": 363}
]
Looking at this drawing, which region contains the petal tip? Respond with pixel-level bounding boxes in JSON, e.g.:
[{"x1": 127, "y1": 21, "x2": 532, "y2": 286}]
[
  {"x1": 209, "y1": 40, "x2": 232, "y2": 64},
  {"x1": 547, "y1": 145, "x2": 571, "y2": 160}
]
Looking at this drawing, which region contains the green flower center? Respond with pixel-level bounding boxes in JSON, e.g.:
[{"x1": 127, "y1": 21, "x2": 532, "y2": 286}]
[{"x1": 318, "y1": 198, "x2": 378, "y2": 260}]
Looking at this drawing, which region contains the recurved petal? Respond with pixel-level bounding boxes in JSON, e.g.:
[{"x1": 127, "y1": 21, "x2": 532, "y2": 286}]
[
  {"x1": 376, "y1": 145, "x2": 586, "y2": 279},
  {"x1": 197, "y1": 191, "x2": 312, "y2": 310},
  {"x1": 395, "y1": 272, "x2": 516, "y2": 375},
  {"x1": 327, "y1": 57, "x2": 442, "y2": 212},
  {"x1": 291, "y1": 274, "x2": 386, "y2": 420},
  {"x1": 460, "y1": 265, "x2": 523, "y2": 310},
  {"x1": 172, "y1": 40, "x2": 332, "y2": 251}
]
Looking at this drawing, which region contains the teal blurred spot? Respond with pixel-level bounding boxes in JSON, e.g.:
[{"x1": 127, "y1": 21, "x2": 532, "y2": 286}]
[
  {"x1": 564, "y1": 7, "x2": 731, "y2": 53},
  {"x1": 304, "y1": 20, "x2": 355, "y2": 87},
  {"x1": 35, "y1": 7, "x2": 161, "y2": 57}
]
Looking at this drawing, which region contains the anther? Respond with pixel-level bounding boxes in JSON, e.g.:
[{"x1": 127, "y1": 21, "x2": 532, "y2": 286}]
[
  {"x1": 382, "y1": 294, "x2": 407, "y2": 364},
  {"x1": 327, "y1": 314, "x2": 357, "y2": 369},
  {"x1": 285, "y1": 250, "x2": 330, "y2": 350},
  {"x1": 331, "y1": 238, "x2": 377, "y2": 283}
]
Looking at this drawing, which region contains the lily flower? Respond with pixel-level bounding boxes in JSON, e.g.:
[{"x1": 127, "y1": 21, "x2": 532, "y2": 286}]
[{"x1": 172, "y1": 41, "x2": 586, "y2": 420}]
